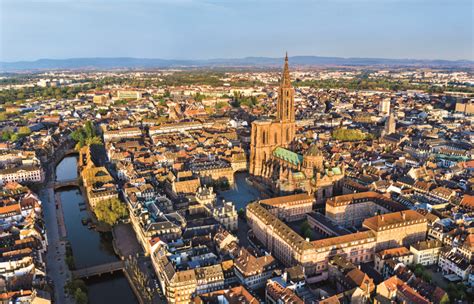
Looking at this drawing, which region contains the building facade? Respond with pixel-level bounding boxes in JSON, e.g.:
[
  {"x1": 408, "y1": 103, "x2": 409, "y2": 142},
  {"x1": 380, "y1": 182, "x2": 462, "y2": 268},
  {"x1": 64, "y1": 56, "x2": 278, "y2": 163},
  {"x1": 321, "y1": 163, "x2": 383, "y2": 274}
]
[{"x1": 249, "y1": 53, "x2": 296, "y2": 177}]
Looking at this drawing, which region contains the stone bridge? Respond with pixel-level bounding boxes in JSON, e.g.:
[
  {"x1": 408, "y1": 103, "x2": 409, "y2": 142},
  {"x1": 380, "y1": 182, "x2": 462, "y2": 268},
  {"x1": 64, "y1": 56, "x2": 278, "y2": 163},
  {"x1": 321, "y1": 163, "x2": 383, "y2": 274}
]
[
  {"x1": 71, "y1": 260, "x2": 125, "y2": 279},
  {"x1": 53, "y1": 178, "x2": 79, "y2": 190}
]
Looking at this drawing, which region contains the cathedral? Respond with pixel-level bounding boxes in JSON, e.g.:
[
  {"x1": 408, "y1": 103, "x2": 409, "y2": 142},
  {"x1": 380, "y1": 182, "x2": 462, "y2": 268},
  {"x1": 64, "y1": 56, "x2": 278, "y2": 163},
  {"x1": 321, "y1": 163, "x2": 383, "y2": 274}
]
[{"x1": 249, "y1": 54, "x2": 344, "y2": 199}]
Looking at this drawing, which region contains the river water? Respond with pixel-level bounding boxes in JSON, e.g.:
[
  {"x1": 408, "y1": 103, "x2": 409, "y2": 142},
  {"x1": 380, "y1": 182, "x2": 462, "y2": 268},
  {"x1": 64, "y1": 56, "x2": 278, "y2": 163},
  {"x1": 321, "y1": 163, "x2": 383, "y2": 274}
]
[{"x1": 55, "y1": 156, "x2": 137, "y2": 304}]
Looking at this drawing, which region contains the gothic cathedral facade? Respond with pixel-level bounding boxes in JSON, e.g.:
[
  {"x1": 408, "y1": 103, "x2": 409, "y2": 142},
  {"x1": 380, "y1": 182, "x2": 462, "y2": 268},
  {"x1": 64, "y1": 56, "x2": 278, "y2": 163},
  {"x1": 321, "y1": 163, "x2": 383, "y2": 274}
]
[{"x1": 249, "y1": 54, "x2": 296, "y2": 176}]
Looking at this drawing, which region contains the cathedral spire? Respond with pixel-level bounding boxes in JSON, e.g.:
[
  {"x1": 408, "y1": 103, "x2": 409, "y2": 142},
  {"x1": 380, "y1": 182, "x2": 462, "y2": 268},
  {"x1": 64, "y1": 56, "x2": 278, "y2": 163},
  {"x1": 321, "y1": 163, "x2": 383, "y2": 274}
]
[
  {"x1": 282, "y1": 52, "x2": 291, "y2": 88},
  {"x1": 277, "y1": 53, "x2": 295, "y2": 123}
]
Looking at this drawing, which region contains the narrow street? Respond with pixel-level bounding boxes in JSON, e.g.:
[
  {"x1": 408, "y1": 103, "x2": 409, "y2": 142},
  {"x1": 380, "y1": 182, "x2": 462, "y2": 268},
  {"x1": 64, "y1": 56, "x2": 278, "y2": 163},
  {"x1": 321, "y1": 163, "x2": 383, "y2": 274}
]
[{"x1": 40, "y1": 185, "x2": 74, "y2": 304}]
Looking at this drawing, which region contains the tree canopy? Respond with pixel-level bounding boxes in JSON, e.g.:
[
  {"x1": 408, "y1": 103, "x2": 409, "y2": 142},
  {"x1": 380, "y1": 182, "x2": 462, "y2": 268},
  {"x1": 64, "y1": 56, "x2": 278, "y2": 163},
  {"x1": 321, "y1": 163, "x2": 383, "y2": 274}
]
[
  {"x1": 332, "y1": 128, "x2": 373, "y2": 141},
  {"x1": 71, "y1": 121, "x2": 102, "y2": 150},
  {"x1": 94, "y1": 198, "x2": 128, "y2": 226}
]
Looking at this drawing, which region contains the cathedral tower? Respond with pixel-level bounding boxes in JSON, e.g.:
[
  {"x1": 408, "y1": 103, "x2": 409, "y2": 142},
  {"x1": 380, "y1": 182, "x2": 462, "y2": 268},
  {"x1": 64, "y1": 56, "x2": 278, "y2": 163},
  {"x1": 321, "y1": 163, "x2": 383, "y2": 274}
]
[
  {"x1": 277, "y1": 53, "x2": 295, "y2": 123},
  {"x1": 249, "y1": 54, "x2": 297, "y2": 176}
]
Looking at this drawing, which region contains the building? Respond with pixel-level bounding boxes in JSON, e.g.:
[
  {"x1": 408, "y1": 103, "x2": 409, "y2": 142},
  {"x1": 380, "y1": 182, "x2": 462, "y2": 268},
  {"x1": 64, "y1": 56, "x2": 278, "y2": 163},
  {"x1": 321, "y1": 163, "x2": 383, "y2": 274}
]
[
  {"x1": 265, "y1": 280, "x2": 304, "y2": 304},
  {"x1": 234, "y1": 248, "x2": 278, "y2": 290},
  {"x1": 103, "y1": 127, "x2": 142, "y2": 142},
  {"x1": 249, "y1": 56, "x2": 344, "y2": 196},
  {"x1": 312, "y1": 231, "x2": 377, "y2": 281},
  {"x1": 362, "y1": 210, "x2": 428, "y2": 251},
  {"x1": 212, "y1": 202, "x2": 238, "y2": 231},
  {"x1": 193, "y1": 285, "x2": 259, "y2": 304},
  {"x1": 0, "y1": 165, "x2": 44, "y2": 185},
  {"x1": 438, "y1": 248, "x2": 472, "y2": 281},
  {"x1": 325, "y1": 191, "x2": 406, "y2": 228},
  {"x1": 189, "y1": 159, "x2": 235, "y2": 187},
  {"x1": 454, "y1": 100, "x2": 474, "y2": 115},
  {"x1": 195, "y1": 264, "x2": 225, "y2": 295},
  {"x1": 117, "y1": 89, "x2": 143, "y2": 100},
  {"x1": 382, "y1": 111, "x2": 396, "y2": 136},
  {"x1": 246, "y1": 202, "x2": 317, "y2": 271},
  {"x1": 79, "y1": 146, "x2": 118, "y2": 207},
  {"x1": 375, "y1": 276, "x2": 431, "y2": 304},
  {"x1": 259, "y1": 193, "x2": 315, "y2": 222},
  {"x1": 166, "y1": 171, "x2": 201, "y2": 199},
  {"x1": 379, "y1": 98, "x2": 391, "y2": 115},
  {"x1": 410, "y1": 239, "x2": 442, "y2": 266},
  {"x1": 374, "y1": 247, "x2": 413, "y2": 277},
  {"x1": 249, "y1": 53, "x2": 296, "y2": 178}
]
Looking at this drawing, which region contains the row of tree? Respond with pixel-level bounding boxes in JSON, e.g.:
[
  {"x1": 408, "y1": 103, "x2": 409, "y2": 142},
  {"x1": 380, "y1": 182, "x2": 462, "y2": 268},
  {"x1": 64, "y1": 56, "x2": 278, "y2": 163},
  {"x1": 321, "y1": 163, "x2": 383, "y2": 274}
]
[
  {"x1": 0, "y1": 126, "x2": 31, "y2": 142},
  {"x1": 293, "y1": 77, "x2": 474, "y2": 93}
]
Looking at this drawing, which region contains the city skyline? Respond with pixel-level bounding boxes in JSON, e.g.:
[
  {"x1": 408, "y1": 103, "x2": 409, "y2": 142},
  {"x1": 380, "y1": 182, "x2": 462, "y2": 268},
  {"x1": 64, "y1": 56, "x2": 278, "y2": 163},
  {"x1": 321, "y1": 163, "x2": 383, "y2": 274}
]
[{"x1": 1, "y1": 0, "x2": 473, "y2": 62}]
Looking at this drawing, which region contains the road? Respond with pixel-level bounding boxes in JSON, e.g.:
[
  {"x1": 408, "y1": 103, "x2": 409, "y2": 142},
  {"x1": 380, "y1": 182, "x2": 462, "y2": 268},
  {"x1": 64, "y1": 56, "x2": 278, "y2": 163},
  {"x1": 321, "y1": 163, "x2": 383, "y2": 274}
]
[{"x1": 40, "y1": 185, "x2": 74, "y2": 304}]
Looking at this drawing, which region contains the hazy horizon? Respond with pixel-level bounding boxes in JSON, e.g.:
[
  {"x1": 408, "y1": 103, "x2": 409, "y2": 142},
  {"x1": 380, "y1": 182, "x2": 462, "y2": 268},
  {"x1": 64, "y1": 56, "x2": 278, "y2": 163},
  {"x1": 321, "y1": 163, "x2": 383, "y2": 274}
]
[{"x1": 1, "y1": 0, "x2": 473, "y2": 62}]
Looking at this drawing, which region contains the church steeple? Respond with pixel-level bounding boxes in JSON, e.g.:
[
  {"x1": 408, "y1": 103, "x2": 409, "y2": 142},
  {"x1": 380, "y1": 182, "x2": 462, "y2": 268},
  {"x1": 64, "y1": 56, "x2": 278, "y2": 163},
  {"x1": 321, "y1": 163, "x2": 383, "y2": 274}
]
[
  {"x1": 277, "y1": 53, "x2": 295, "y2": 122},
  {"x1": 281, "y1": 52, "x2": 291, "y2": 88}
]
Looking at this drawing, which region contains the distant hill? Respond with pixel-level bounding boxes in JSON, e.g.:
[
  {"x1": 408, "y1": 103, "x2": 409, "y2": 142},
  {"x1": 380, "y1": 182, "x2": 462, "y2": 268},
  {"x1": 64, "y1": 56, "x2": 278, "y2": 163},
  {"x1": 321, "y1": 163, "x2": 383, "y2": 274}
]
[{"x1": 1, "y1": 56, "x2": 472, "y2": 72}]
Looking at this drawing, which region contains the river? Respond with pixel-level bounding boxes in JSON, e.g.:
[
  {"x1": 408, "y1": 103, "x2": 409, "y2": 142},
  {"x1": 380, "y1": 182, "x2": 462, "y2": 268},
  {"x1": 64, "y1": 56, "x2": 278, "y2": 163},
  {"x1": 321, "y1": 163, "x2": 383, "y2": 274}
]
[{"x1": 55, "y1": 156, "x2": 137, "y2": 304}]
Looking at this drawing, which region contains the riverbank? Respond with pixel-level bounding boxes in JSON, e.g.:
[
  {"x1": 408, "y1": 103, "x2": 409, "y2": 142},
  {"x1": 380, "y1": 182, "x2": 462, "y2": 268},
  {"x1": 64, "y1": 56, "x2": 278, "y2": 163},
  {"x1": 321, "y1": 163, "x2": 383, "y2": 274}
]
[{"x1": 53, "y1": 156, "x2": 138, "y2": 304}]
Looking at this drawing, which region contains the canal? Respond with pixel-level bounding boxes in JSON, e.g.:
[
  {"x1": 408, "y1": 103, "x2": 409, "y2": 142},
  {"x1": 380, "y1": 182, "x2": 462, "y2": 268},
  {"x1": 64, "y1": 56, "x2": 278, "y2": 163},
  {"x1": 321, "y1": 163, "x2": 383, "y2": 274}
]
[{"x1": 55, "y1": 156, "x2": 137, "y2": 304}]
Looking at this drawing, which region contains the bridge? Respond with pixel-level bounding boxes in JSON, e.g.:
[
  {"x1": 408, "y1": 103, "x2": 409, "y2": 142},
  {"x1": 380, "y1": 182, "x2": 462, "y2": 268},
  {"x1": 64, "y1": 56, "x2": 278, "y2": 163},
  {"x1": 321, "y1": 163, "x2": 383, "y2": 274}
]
[
  {"x1": 71, "y1": 260, "x2": 125, "y2": 279},
  {"x1": 54, "y1": 178, "x2": 80, "y2": 190}
]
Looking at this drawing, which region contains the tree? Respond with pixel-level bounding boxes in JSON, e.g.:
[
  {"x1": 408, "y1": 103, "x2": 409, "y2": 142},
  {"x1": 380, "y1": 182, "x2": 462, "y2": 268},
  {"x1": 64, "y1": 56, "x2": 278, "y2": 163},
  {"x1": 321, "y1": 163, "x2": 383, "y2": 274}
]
[
  {"x1": 71, "y1": 121, "x2": 102, "y2": 150},
  {"x1": 237, "y1": 208, "x2": 245, "y2": 219},
  {"x1": 446, "y1": 283, "x2": 467, "y2": 302},
  {"x1": 1, "y1": 128, "x2": 13, "y2": 141},
  {"x1": 300, "y1": 220, "x2": 312, "y2": 239},
  {"x1": 94, "y1": 198, "x2": 128, "y2": 226},
  {"x1": 439, "y1": 294, "x2": 450, "y2": 304},
  {"x1": 85, "y1": 136, "x2": 103, "y2": 146},
  {"x1": 65, "y1": 279, "x2": 87, "y2": 295},
  {"x1": 332, "y1": 128, "x2": 371, "y2": 141},
  {"x1": 84, "y1": 121, "x2": 95, "y2": 138},
  {"x1": 18, "y1": 126, "x2": 31, "y2": 136},
  {"x1": 74, "y1": 288, "x2": 88, "y2": 304}
]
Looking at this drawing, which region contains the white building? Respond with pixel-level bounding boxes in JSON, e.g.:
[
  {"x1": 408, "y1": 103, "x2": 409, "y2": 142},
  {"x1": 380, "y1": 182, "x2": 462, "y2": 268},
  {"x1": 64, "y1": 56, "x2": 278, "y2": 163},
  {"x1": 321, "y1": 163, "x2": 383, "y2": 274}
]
[
  {"x1": 0, "y1": 166, "x2": 44, "y2": 185},
  {"x1": 410, "y1": 239, "x2": 442, "y2": 266}
]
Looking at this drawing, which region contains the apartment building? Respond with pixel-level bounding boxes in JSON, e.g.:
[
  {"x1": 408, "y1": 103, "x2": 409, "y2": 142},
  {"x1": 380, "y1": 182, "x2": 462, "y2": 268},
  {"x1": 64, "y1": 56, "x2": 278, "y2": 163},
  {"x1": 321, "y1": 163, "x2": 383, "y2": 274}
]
[
  {"x1": 410, "y1": 239, "x2": 442, "y2": 266},
  {"x1": 234, "y1": 248, "x2": 278, "y2": 290}
]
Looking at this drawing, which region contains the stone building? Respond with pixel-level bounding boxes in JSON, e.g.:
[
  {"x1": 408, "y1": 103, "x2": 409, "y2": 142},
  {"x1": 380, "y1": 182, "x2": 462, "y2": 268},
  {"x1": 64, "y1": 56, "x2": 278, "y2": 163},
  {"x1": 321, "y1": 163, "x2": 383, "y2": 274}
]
[
  {"x1": 363, "y1": 210, "x2": 428, "y2": 251},
  {"x1": 325, "y1": 191, "x2": 406, "y2": 228},
  {"x1": 258, "y1": 193, "x2": 314, "y2": 222}
]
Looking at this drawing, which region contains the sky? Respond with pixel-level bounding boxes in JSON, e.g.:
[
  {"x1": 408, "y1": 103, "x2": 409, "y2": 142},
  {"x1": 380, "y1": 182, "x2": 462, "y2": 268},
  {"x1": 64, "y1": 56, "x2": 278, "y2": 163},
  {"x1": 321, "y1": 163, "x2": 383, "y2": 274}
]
[{"x1": 1, "y1": 0, "x2": 473, "y2": 62}]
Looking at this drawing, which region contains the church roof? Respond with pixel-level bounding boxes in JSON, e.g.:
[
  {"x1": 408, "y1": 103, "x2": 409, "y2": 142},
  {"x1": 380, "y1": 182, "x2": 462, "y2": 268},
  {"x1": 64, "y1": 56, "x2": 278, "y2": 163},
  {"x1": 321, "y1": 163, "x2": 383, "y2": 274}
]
[{"x1": 273, "y1": 147, "x2": 303, "y2": 166}]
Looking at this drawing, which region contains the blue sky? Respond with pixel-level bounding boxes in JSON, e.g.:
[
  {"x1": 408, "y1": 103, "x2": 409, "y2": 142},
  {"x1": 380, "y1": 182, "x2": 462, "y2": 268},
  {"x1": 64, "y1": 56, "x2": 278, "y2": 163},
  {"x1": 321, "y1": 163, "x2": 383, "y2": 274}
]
[{"x1": 1, "y1": 0, "x2": 472, "y2": 61}]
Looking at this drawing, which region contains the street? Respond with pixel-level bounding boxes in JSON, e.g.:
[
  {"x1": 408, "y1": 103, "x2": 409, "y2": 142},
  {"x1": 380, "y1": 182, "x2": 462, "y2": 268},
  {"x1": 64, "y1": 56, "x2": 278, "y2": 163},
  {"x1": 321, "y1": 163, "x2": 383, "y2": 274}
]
[{"x1": 40, "y1": 185, "x2": 74, "y2": 304}]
